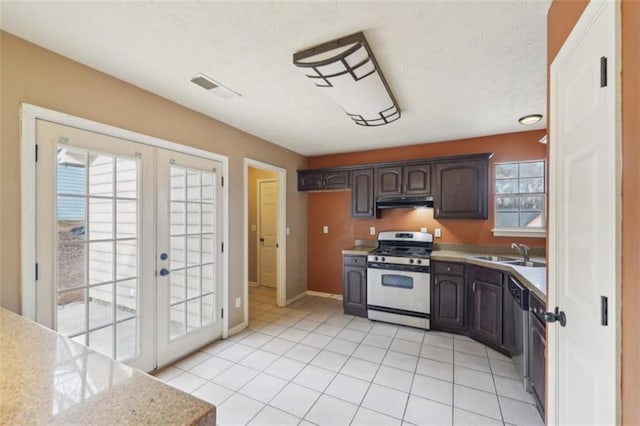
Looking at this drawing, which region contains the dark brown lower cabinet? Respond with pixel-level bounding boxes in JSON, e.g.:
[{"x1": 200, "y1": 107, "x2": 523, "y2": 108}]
[
  {"x1": 468, "y1": 266, "x2": 504, "y2": 349},
  {"x1": 529, "y1": 295, "x2": 546, "y2": 418},
  {"x1": 343, "y1": 255, "x2": 367, "y2": 317},
  {"x1": 431, "y1": 263, "x2": 466, "y2": 333}
]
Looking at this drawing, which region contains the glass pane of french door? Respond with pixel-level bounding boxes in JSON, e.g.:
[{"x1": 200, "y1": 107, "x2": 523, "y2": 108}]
[
  {"x1": 168, "y1": 166, "x2": 217, "y2": 337},
  {"x1": 55, "y1": 148, "x2": 140, "y2": 360},
  {"x1": 156, "y1": 150, "x2": 222, "y2": 367},
  {"x1": 36, "y1": 119, "x2": 155, "y2": 372}
]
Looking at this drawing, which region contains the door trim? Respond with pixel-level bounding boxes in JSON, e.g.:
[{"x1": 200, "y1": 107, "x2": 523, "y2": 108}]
[
  {"x1": 243, "y1": 159, "x2": 287, "y2": 326},
  {"x1": 548, "y1": 1, "x2": 621, "y2": 424},
  {"x1": 256, "y1": 178, "x2": 277, "y2": 290},
  {"x1": 19, "y1": 103, "x2": 230, "y2": 341}
]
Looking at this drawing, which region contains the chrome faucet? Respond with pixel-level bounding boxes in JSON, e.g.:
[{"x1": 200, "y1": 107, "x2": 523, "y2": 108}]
[{"x1": 511, "y1": 243, "x2": 530, "y2": 262}]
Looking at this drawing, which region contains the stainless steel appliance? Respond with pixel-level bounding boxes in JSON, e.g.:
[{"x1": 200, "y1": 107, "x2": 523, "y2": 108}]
[
  {"x1": 508, "y1": 276, "x2": 531, "y2": 390},
  {"x1": 367, "y1": 231, "x2": 433, "y2": 329}
]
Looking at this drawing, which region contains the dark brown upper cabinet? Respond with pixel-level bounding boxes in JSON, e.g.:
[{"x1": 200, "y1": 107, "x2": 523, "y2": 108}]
[
  {"x1": 351, "y1": 168, "x2": 376, "y2": 218},
  {"x1": 434, "y1": 156, "x2": 490, "y2": 219},
  {"x1": 297, "y1": 170, "x2": 324, "y2": 191},
  {"x1": 376, "y1": 163, "x2": 431, "y2": 197},
  {"x1": 323, "y1": 170, "x2": 350, "y2": 189},
  {"x1": 297, "y1": 169, "x2": 349, "y2": 191},
  {"x1": 404, "y1": 164, "x2": 432, "y2": 195}
]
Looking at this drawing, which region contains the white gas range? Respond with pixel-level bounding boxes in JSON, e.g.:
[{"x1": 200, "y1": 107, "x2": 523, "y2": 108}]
[{"x1": 367, "y1": 231, "x2": 433, "y2": 329}]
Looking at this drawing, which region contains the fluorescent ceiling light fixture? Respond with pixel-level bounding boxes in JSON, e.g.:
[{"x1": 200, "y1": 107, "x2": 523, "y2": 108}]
[
  {"x1": 293, "y1": 32, "x2": 400, "y2": 127},
  {"x1": 518, "y1": 114, "x2": 543, "y2": 125}
]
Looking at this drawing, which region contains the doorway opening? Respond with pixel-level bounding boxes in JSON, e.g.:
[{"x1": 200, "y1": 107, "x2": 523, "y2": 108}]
[{"x1": 243, "y1": 159, "x2": 287, "y2": 329}]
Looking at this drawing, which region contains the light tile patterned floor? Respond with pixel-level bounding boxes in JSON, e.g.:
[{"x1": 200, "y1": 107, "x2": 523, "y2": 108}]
[{"x1": 155, "y1": 287, "x2": 543, "y2": 426}]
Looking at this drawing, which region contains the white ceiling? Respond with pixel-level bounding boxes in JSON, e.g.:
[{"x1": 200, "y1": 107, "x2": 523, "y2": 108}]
[{"x1": 0, "y1": 1, "x2": 550, "y2": 156}]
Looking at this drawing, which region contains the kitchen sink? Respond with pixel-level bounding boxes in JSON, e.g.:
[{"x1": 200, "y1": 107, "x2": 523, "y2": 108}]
[
  {"x1": 503, "y1": 260, "x2": 546, "y2": 268},
  {"x1": 473, "y1": 255, "x2": 516, "y2": 262}
]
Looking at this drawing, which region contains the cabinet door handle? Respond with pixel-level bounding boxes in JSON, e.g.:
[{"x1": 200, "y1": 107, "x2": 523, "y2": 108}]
[
  {"x1": 434, "y1": 277, "x2": 438, "y2": 285},
  {"x1": 472, "y1": 282, "x2": 476, "y2": 292}
]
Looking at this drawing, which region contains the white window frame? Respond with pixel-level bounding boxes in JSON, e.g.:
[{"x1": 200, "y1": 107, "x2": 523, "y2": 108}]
[
  {"x1": 491, "y1": 159, "x2": 547, "y2": 238},
  {"x1": 20, "y1": 103, "x2": 230, "y2": 338}
]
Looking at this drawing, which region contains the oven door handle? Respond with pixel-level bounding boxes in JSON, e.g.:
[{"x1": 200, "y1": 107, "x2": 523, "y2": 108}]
[{"x1": 367, "y1": 262, "x2": 430, "y2": 273}]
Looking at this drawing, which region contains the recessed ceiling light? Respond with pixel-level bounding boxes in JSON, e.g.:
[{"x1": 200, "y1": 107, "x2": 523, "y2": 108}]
[{"x1": 518, "y1": 114, "x2": 543, "y2": 125}]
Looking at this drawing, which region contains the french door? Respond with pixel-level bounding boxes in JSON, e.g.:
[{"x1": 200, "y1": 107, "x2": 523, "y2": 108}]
[
  {"x1": 35, "y1": 119, "x2": 223, "y2": 371},
  {"x1": 156, "y1": 149, "x2": 223, "y2": 366}
]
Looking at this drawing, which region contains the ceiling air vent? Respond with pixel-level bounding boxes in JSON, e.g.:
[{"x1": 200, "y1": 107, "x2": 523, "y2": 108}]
[{"x1": 190, "y1": 73, "x2": 241, "y2": 99}]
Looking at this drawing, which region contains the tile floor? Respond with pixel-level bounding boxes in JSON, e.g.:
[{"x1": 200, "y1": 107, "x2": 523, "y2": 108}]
[{"x1": 154, "y1": 287, "x2": 543, "y2": 426}]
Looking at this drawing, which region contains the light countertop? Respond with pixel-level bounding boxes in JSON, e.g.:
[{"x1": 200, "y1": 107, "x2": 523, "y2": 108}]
[
  {"x1": 430, "y1": 250, "x2": 547, "y2": 299},
  {"x1": 342, "y1": 246, "x2": 374, "y2": 256},
  {"x1": 0, "y1": 308, "x2": 215, "y2": 425}
]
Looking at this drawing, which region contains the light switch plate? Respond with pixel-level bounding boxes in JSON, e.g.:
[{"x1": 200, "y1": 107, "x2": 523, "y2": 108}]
[
  {"x1": 250, "y1": 224, "x2": 257, "y2": 232},
  {"x1": 435, "y1": 228, "x2": 442, "y2": 238},
  {"x1": 286, "y1": 226, "x2": 290, "y2": 236},
  {"x1": 235, "y1": 297, "x2": 241, "y2": 308},
  {"x1": 323, "y1": 226, "x2": 329, "y2": 234},
  {"x1": 369, "y1": 226, "x2": 376, "y2": 235}
]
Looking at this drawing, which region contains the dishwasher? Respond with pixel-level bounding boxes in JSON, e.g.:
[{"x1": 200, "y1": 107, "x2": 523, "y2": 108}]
[{"x1": 507, "y1": 276, "x2": 531, "y2": 390}]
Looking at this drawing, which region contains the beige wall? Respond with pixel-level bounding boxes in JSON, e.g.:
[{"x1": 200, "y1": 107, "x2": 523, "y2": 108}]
[
  {"x1": 247, "y1": 167, "x2": 277, "y2": 284},
  {"x1": 0, "y1": 31, "x2": 308, "y2": 328}
]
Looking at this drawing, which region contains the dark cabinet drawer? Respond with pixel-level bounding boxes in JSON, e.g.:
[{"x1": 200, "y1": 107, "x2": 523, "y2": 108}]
[
  {"x1": 343, "y1": 255, "x2": 367, "y2": 267},
  {"x1": 432, "y1": 261, "x2": 464, "y2": 276}
]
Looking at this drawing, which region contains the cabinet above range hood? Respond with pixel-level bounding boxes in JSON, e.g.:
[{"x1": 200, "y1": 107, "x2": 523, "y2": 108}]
[{"x1": 376, "y1": 195, "x2": 434, "y2": 210}]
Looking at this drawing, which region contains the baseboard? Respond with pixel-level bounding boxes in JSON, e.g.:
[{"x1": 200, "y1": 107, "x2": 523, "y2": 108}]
[
  {"x1": 286, "y1": 291, "x2": 307, "y2": 305},
  {"x1": 248, "y1": 281, "x2": 258, "y2": 288},
  {"x1": 228, "y1": 321, "x2": 248, "y2": 336},
  {"x1": 306, "y1": 290, "x2": 343, "y2": 301}
]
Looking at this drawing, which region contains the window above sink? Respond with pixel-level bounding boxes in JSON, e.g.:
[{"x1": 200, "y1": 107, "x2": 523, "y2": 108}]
[{"x1": 492, "y1": 160, "x2": 546, "y2": 238}]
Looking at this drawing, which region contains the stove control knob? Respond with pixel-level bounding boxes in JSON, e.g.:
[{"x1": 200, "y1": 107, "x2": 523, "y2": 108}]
[
  {"x1": 417, "y1": 259, "x2": 422, "y2": 265},
  {"x1": 409, "y1": 259, "x2": 414, "y2": 264},
  {"x1": 374, "y1": 256, "x2": 379, "y2": 261},
  {"x1": 381, "y1": 257, "x2": 386, "y2": 262}
]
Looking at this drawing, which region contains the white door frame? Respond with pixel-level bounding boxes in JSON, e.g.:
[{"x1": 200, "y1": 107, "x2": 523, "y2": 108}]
[
  {"x1": 548, "y1": 1, "x2": 622, "y2": 424},
  {"x1": 19, "y1": 103, "x2": 230, "y2": 342},
  {"x1": 256, "y1": 178, "x2": 277, "y2": 290},
  {"x1": 243, "y1": 158, "x2": 287, "y2": 324}
]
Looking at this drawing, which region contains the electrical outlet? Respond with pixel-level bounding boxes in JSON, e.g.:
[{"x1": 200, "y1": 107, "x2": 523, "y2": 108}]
[
  {"x1": 250, "y1": 224, "x2": 257, "y2": 232},
  {"x1": 286, "y1": 226, "x2": 290, "y2": 236},
  {"x1": 235, "y1": 297, "x2": 241, "y2": 308},
  {"x1": 323, "y1": 225, "x2": 329, "y2": 234},
  {"x1": 435, "y1": 228, "x2": 442, "y2": 238},
  {"x1": 420, "y1": 227, "x2": 428, "y2": 233},
  {"x1": 369, "y1": 226, "x2": 376, "y2": 235}
]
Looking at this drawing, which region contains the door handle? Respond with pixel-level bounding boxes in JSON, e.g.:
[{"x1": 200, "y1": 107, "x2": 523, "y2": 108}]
[
  {"x1": 159, "y1": 268, "x2": 170, "y2": 277},
  {"x1": 259, "y1": 238, "x2": 265, "y2": 242},
  {"x1": 544, "y1": 307, "x2": 567, "y2": 327}
]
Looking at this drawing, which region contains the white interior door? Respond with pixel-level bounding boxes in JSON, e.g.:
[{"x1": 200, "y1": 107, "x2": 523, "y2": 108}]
[
  {"x1": 258, "y1": 180, "x2": 277, "y2": 288},
  {"x1": 156, "y1": 149, "x2": 223, "y2": 367},
  {"x1": 549, "y1": 1, "x2": 619, "y2": 424},
  {"x1": 36, "y1": 120, "x2": 155, "y2": 372}
]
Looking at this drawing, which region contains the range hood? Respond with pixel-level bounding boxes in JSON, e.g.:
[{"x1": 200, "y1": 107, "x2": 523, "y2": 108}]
[{"x1": 376, "y1": 195, "x2": 434, "y2": 209}]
